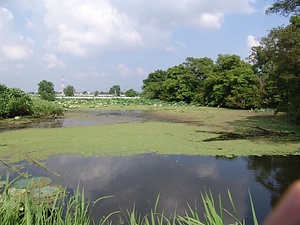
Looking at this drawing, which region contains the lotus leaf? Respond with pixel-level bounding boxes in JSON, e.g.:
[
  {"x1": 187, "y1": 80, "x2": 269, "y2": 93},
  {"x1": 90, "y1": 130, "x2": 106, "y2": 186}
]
[
  {"x1": 11, "y1": 177, "x2": 51, "y2": 189},
  {"x1": 32, "y1": 186, "x2": 62, "y2": 198}
]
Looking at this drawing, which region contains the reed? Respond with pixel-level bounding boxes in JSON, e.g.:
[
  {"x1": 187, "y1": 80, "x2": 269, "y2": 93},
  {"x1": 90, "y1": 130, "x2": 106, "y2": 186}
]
[{"x1": 0, "y1": 176, "x2": 258, "y2": 225}]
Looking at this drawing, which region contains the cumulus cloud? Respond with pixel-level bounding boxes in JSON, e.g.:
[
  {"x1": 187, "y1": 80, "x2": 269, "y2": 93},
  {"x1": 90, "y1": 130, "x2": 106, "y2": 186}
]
[
  {"x1": 44, "y1": 0, "x2": 143, "y2": 56},
  {"x1": 247, "y1": 35, "x2": 260, "y2": 48},
  {"x1": 41, "y1": 0, "x2": 256, "y2": 55},
  {"x1": 42, "y1": 53, "x2": 66, "y2": 68}
]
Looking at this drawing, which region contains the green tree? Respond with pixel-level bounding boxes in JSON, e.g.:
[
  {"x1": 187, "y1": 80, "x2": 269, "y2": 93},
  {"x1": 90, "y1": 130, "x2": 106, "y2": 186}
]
[
  {"x1": 109, "y1": 85, "x2": 121, "y2": 96},
  {"x1": 141, "y1": 70, "x2": 168, "y2": 99},
  {"x1": 249, "y1": 16, "x2": 300, "y2": 122},
  {"x1": 125, "y1": 89, "x2": 139, "y2": 97},
  {"x1": 38, "y1": 80, "x2": 55, "y2": 101},
  {"x1": 64, "y1": 85, "x2": 75, "y2": 96},
  {"x1": 160, "y1": 65, "x2": 199, "y2": 103},
  {"x1": 182, "y1": 57, "x2": 215, "y2": 103},
  {"x1": 94, "y1": 91, "x2": 99, "y2": 97},
  {"x1": 203, "y1": 54, "x2": 261, "y2": 109},
  {"x1": 266, "y1": 0, "x2": 300, "y2": 16}
]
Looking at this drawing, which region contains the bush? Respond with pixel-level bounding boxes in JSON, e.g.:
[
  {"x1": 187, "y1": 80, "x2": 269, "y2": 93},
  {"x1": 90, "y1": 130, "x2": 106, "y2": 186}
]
[
  {"x1": 31, "y1": 98, "x2": 64, "y2": 118},
  {"x1": 0, "y1": 84, "x2": 32, "y2": 118}
]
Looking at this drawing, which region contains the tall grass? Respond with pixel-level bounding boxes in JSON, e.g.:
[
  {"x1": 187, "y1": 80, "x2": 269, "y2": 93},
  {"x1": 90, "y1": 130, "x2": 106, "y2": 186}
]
[
  {"x1": 0, "y1": 176, "x2": 258, "y2": 225},
  {"x1": 0, "y1": 177, "x2": 109, "y2": 225}
]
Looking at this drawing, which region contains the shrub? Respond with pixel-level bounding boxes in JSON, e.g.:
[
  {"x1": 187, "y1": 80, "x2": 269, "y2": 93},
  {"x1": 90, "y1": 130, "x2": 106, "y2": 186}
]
[
  {"x1": 0, "y1": 84, "x2": 32, "y2": 118},
  {"x1": 31, "y1": 98, "x2": 64, "y2": 118}
]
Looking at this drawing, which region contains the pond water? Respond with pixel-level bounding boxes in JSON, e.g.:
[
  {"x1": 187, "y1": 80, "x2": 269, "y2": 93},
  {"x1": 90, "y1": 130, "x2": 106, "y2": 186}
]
[{"x1": 1, "y1": 154, "x2": 300, "y2": 224}]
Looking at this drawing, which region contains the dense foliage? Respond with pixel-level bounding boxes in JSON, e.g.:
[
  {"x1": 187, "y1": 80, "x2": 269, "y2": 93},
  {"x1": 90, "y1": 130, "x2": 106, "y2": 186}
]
[
  {"x1": 64, "y1": 85, "x2": 75, "y2": 96},
  {"x1": 141, "y1": 0, "x2": 300, "y2": 123},
  {"x1": 142, "y1": 54, "x2": 261, "y2": 109},
  {"x1": 109, "y1": 85, "x2": 121, "y2": 96},
  {"x1": 0, "y1": 84, "x2": 32, "y2": 118},
  {"x1": 125, "y1": 88, "x2": 139, "y2": 97},
  {"x1": 249, "y1": 16, "x2": 300, "y2": 123},
  {"x1": 38, "y1": 80, "x2": 56, "y2": 101},
  {"x1": 0, "y1": 84, "x2": 63, "y2": 118}
]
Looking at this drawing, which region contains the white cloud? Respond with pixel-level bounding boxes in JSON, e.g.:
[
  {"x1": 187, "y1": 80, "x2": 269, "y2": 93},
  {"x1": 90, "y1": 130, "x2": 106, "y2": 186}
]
[
  {"x1": 0, "y1": 44, "x2": 32, "y2": 60},
  {"x1": 247, "y1": 35, "x2": 260, "y2": 48},
  {"x1": 42, "y1": 53, "x2": 66, "y2": 69},
  {"x1": 44, "y1": 0, "x2": 143, "y2": 56},
  {"x1": 42, "y1": 0, "x2": 256, "y2": 56},
  {"x1": 0, "y1": 7, "x2": 13, "y2": 28}
]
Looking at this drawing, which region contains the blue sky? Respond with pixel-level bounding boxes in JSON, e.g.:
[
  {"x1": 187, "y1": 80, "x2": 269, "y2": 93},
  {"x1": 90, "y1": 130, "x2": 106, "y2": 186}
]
[{"x1": 0, "y1": 0, "x2": 289, "y2": 93}]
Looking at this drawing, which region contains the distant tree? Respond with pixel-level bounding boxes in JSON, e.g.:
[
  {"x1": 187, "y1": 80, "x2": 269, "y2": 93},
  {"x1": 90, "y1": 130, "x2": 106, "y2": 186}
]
[
  {"x1": 64, "y1": 85, "x2": 75, "y2": 96},
  {"x1": 82, "y1": 91, "x2": 88, "y2": 95},
  {"x1": 125, "y1": 89, "x2": 139, "y2": 97},
  {"x1": 38, "y1": 80, "x2": 55, "y2": 101},
  {"x1": 94, "y1": 91, "x2": 99, "y2": 97},
  {"x1": 266, "y1": 0, "x2": 300, "y2": 16},
  {"x1": 109, "y1": 85, "x2": 121, "y2": 96}
]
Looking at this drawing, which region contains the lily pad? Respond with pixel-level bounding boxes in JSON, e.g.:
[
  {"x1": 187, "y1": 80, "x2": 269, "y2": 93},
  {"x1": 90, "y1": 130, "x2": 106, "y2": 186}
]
[
  {"x1": 32, "y1": 186, "x2": 62, "y2": 198},
  {"x1": 11, "y1": 177, "x2": 51, "y2": 189}
]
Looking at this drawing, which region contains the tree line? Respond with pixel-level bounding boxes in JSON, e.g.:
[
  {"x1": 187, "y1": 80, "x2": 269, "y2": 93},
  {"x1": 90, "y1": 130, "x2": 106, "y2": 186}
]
[{"x1": 141, "y1": 0, "x2": 300, "y2": 124}]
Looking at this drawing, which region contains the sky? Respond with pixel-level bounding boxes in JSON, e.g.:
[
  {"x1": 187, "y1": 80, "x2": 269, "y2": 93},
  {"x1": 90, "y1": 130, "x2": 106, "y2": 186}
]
[{"x1": 0, "y1": 0, "x2": 289, "y2": 93}]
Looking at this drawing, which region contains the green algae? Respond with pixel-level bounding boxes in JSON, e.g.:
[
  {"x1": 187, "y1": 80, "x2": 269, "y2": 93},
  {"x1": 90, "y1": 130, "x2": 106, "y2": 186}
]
[{"x1": 1, "y1": 106, "x2": 300, "y2": 163}]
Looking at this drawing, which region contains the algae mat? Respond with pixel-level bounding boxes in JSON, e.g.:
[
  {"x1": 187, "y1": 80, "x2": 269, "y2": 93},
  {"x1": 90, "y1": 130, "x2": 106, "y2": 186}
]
[{"x1": 1, "y1": 120, "x2": 300, "y2": 162}]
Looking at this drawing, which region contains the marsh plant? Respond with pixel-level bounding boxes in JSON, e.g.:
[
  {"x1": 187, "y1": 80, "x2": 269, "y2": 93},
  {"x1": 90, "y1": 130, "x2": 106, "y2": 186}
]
[{"x1": 0, "y1": 175, "x2": 258, "y2": 225}]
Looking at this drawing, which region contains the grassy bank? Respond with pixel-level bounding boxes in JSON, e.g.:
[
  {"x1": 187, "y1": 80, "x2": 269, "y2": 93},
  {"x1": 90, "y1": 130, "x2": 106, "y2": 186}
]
[{"x1": 1, "y1": 99, "x2": 300, "y2": 162}]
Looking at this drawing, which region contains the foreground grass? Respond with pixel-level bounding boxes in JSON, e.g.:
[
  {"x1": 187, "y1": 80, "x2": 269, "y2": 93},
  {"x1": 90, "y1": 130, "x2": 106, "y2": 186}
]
[{"x1": 0, "y1": 176, "x2": 258, "y2": 225}]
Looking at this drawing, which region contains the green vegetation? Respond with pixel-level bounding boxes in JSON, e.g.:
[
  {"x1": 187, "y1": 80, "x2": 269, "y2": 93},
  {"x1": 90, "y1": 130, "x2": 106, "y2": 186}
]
[
  {"x1": 0, "y1": 84, "x2": 63, "y2": 119},
  {"x1": 64, "y1": 85, "x2": 75, "y2": 97},
  {"x1": 0, "y1": 175, "x2": 258, "y2": 225},
  {"x1": 125, "y1": 89, "x2": 139, "y2": 97},
  {"x1": 141, "y1": 8, "x2": 300, "y2": 124},
  {"x1": 249, "y1": 16, "x2": 300, "y2": 124},
  {"x1": 0, "y1": 175, "x2": 111, "y2": 225},
  {"x1": 109, "y1": 84, "x2": 121, "y2": 96},
  {"x1": 31, "y1": 98, "x2": 64, "y2": 118},
  {"x1": 0, "y1": 84, "x2": 32, "y2": 118},
  {"x1": 1, "y1": 98, "x2": 300, "y2": 163},
  {"x1": 38, "y1": 80, "x2": 56, "y2": 101}
]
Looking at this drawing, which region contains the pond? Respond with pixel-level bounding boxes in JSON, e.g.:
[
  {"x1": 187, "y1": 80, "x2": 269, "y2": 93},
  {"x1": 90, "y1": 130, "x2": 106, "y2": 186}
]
[{"x1": 1, "y1": 154, "x2": 300, "y2": 224}]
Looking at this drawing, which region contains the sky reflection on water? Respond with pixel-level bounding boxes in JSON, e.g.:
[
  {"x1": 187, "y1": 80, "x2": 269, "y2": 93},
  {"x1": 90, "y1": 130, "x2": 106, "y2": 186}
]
[{"x1": 1, "y1": 154, "x2": 300, "y2": 224}]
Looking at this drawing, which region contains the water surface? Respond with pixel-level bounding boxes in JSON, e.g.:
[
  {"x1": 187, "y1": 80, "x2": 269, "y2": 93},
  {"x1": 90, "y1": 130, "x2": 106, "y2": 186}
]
[{"x1": 1, "y1": 154, "x2": 300, "y2": 224}]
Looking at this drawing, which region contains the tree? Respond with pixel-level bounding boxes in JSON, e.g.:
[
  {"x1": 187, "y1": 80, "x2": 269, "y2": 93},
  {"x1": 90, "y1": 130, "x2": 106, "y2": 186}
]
[
  {"x1": 202, "y1": 54, "x2": 261, "y2": 109},
  {"x1": 161, "y1": 65, "x2": 199, "y2": 103},
  {"x1": 94, "y1": 91, "x2": 99, "y2": 97},
  {"x1": 141, "y1": 70, "x2": 168, "y2": 99},
  {"x1": 125, "y1": 89, "x2": 139, "y2": 97},
  {"x1": 109, "y1": 85, "x2": 121, "y2": 96},
  {"x1": 266, "y1": 0, "x2": 300, "y2": 16},
  {"x1": 249, "y1": 16, "x2": 300, "y2": 123},
  {"x1": 38, "y1": 80, "x2": 55, "y2": 101},
  {"x1": 64, "y1": 85, "x2": 75, "y2": 96}
]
